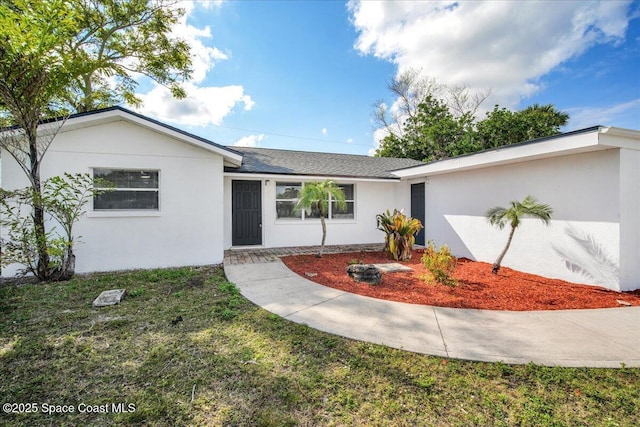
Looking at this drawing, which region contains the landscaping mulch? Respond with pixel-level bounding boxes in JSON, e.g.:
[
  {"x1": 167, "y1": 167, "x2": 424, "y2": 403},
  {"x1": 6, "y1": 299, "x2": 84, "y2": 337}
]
[{"x1": 281, "y1": 249, "x2": 640, "y2": 311}]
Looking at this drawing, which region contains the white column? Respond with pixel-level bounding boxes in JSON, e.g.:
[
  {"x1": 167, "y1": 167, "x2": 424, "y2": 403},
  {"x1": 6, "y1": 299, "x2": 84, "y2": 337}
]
[{"x1": 619, "y1": 148, "x2": 640, "y2": 291}]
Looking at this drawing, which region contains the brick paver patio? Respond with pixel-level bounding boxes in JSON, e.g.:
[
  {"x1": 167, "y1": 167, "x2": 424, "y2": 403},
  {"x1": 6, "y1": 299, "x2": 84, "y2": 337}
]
[{"x1": 224, "y1": 243, "x2": 384, "y2": 265}]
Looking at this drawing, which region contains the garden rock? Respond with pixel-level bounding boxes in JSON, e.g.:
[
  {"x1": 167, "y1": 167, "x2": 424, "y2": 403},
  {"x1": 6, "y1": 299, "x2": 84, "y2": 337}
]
[
  {"x1": 346, "y1": 264, "x2": 382, "y2": 285},
  {"x1": 373, "y1": 263, "x2": 413, "y2": 273}
]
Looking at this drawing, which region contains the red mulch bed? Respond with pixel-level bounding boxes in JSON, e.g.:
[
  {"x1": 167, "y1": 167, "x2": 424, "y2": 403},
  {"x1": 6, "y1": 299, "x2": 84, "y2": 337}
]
[{"x1": 280, "y1": 250, "x2": 640, "y2": 311}]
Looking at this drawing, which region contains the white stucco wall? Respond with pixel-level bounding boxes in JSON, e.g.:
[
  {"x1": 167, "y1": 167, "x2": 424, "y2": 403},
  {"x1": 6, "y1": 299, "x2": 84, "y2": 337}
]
[
  {"x1": 223, "y1": 176, "x2": 407, "y2": 249},
  {"x1": 2, "y1": 119, "x2": 226, "y2": 275},
  {"x1": 407, "y1": 149, "x2": 622, "y2": 290},
  {"x1": 618, "y1": 148, "x2": 640, "y2": 291}
]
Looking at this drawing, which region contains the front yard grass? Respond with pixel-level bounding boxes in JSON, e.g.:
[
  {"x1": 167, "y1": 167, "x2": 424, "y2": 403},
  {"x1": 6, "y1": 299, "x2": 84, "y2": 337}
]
[{"x1": 0, "y1": 266, "x2": 638, "y2": 426}]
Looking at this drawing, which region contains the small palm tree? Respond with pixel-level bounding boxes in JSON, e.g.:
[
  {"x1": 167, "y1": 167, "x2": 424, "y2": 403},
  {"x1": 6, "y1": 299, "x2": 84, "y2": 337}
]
[
  {"x1": 296, "y1": 180, "x2": 347, "y2": 257},
  {"x1": 486, "y1": 195, "x2": 553, "y2": 274}
]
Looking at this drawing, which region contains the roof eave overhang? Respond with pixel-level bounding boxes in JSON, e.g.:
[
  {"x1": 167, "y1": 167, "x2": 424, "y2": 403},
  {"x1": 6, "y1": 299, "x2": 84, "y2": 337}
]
[
  {"x1": 393, "y1": 127, "x2": 636, "y2": 179},
  {"x1": 599, "y1": 126, "x2": 640, "y2": 149},
  {"x1": 223, "y1": 171, "x2": 401, "y2": 183},
  {"x1": 44, "y1": 108, "x2": 244, "y2": 167}
]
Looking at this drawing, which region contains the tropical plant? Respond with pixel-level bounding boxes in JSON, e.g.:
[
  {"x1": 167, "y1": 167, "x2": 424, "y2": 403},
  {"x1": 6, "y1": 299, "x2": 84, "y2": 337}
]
[
  {"x1": 486, "y1": 195, "x2": 553, "y2": 274},
  {"x1": 422, "y1": 241, "x2": 457, "y2": 286},
  {"x1": 376, "y1": 209, "x2": 423, "y2": 261},
  {"x1": 0, "y1": 173, "x2": 110, "y2": 280},
  {"x1": 296, "y1": 180, "x2": 346, "y2": 258}
]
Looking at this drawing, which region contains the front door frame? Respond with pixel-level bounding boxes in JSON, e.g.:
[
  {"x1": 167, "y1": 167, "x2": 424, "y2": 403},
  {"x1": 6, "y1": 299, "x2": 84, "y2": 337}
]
[
  {"x1": 232, "y1": 180, "x2": 263, "y2": 246},
  {"x1": 411, "y1": 182, "x2": 426, "y2": 246}
]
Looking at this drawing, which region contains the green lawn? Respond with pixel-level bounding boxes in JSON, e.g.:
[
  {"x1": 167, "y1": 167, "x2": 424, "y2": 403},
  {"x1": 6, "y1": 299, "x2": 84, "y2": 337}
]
[{"x1": 0, "y1": 266, "x2": 637, "y2": 426}]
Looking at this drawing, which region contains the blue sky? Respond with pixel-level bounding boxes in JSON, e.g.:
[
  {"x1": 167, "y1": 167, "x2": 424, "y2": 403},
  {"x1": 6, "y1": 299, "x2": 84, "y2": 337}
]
[{"x1": 135, "y1": 0, "x2": 640, "y2": 155}]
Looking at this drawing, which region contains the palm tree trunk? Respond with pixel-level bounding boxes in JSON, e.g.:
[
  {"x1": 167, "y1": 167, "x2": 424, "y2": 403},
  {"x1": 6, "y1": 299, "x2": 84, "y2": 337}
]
[
  {"x1": 492, "y1": 225, "x2": 516, "y2": 274},
  {"x1": 319, "y1": 215, "x2": 327, "y2": 258},
  {"x1": 318, "y1": 200, "x2": 327, "y2": 258}
]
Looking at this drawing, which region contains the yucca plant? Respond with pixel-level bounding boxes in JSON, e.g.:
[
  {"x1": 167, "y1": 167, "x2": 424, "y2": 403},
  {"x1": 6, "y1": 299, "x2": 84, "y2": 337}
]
[{"x1": 376, "y1": 209, "x2": 423, "y2": 261}]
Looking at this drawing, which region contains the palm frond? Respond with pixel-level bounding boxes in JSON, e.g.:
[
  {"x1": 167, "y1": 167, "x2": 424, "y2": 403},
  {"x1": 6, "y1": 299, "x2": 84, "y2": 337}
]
[
  {"x1": 486, "y1": 206, "x2": 508, "y2": 229},
  {"x1": 486, "y1": 195, "x2": 553, "y2": 273},
  {"x1": 553, "y1": 226, "x2": 619, "y2": 288},
  {"x1": 487, "y1": 195, "x2": 553, "y2": 229}
]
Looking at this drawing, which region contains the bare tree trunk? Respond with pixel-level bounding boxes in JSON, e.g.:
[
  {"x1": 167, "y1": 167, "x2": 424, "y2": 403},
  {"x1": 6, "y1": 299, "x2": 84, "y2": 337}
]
[
  {"x1": 28, "y1": 127, "x2": 50, "y2": 281},
  {"x1": 51, "y1": 248, "x2": 75, "y2": 281},
  {"x1": 492, "y1": 226, "x2": 516, "y2": 274}
]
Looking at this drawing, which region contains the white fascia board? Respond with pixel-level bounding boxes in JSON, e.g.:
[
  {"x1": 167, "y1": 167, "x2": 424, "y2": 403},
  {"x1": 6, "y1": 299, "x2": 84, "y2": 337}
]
[
  {"x1": 49, "y1": 109, "x2": 244, "y2": 167},
  {"x1": 598, "y1": 126, "x2": 640, "y2": 150},
  {"x1": 223, "y1": 172, "x2": 400, "y2": 183},
  {"x1": 393, "y1": 130, "x2": 604, "y2": 179}
]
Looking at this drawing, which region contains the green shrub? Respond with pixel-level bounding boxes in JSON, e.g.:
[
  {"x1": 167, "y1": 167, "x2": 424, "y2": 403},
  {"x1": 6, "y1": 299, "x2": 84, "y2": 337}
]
[{"x1": 421, "y1": 241, "x2": 457, "y2": 286}]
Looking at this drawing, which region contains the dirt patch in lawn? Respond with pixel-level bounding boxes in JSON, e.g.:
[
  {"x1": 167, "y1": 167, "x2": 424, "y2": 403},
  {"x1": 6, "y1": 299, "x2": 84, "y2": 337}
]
[{"x1": 280, "y1": 250, "x2": 640, "y2": 311}]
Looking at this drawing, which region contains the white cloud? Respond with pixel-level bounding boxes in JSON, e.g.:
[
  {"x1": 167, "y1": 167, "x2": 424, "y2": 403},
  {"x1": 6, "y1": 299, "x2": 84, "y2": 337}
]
[
  {"x1": 566, "y1": 98, "x2": 640, "y2": 130},
  {"x1": 134, "y1": 1, "x2": 254, "y2": 127},
  {"x1": 368, "y1": 127, "x2": 390, "y2": 156},
  {"x1": 349, "y1": 0, "x2": 632, "y2": 108},
  {"x1": 170, "y1": 2, "x2": 229, "y2": 83},
  {"x1": 136, "y1": 83, "x2": 254, "y2": 127},
  {"x1": 346, "y1": 138, "x2": 354, "y2": 144},
  {"x1": 233, "y1": 134, "x2": 265, "y2": 147},
  {"x1": 321, "y1": 128, "x2": 328, "y2": 136},
  {"x1": 193, "y1": 0, "x2": 225, "y2": 10}
]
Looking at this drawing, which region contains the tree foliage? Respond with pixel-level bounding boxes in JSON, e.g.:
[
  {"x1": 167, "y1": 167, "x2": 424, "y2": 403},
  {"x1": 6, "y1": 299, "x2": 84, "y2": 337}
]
[
  {"x1": 2, "y1": 0, "x2": 192, "y2": 115},
  {"x1": 0, "y1": 174, "x2": 109, "y2": 280},
  {"x1": 0, "y1": 0, "x2": 80, "y2": 120},
  {"x1": 373, "y1": 68, "x2": 490, "y2": 143},
  {"x1": 477, "y1": 104, "x2": 570, "y2": 149},
  {"x1": 0, "y1": 0, "x2": 193, "y2": 280},
  {"x1": 376, "y1": 96, "x2": 479, "y2": 162},
  {"x1": 60, "y1": 0, "x2": 192, "y2": 112},
  {"x1": 0, "y1": 0, "x2": 82, "y2": 279},
  {"x1": 374, "y1": 70, "x2": 570, "y2": 162}
]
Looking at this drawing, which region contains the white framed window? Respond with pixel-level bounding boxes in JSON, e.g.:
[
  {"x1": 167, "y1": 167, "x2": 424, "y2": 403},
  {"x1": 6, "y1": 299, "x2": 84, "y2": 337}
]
[
  {"x1": 332, "y1": 184, "x2": 355, "y2": 219},
  {"x1": 275, "y1": 182, "x2": 302, "y2": 219},
  {"x1": 93, "y1": 168, "x2": 159, "y2": 211},
  {"x1": 275, "y1": 182, "x2": 355, "y2": 220}
]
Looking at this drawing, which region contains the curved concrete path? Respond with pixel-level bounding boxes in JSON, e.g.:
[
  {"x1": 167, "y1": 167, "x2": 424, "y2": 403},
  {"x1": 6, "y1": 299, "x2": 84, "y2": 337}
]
[{"x1": 224, "y1": 260, "x2": 640, "y2": 368}]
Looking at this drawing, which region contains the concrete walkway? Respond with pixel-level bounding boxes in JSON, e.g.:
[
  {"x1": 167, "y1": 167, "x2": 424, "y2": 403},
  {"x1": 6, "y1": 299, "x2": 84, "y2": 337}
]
[{"x1": 223, "y1": 249, "x2": 640, "y2": 368}]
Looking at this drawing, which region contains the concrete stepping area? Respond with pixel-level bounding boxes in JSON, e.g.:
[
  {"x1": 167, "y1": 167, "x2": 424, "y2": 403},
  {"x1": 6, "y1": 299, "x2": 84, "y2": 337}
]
[{"x1": 223, "y1": 259, "x2": 640, "y2": 368}]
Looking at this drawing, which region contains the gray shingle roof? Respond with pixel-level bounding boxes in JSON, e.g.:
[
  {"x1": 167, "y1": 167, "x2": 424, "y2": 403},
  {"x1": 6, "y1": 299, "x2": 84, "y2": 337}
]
[{"x1": 224, "y1": 147, "x2": 424, "y2": 179}]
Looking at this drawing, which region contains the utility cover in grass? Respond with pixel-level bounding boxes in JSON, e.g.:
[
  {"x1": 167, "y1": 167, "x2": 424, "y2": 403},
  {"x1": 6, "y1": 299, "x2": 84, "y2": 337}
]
[
  {"x1": 93, "y1": 289, "x2": 126, "y2": 308},
  {"x1": 373, "y1": 263, "x2": 413, "y2": 273}
]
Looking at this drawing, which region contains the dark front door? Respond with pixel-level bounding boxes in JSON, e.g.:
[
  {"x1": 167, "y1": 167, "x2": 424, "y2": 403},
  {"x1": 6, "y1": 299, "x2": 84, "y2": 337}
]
[
  {"x1": 411, "y1": 183, "x2": 426, "y2": 246},
  {"x1": 232, "y1": 180, "x2": 262, "y2": 246}
]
